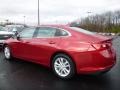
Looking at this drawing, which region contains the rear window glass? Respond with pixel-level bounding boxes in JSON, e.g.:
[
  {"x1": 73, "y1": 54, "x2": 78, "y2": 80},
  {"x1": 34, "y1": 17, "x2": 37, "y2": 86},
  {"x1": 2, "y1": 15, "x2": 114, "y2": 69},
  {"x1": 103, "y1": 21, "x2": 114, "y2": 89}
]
[
  {"x1": 70, "y1": 27, "x2": 95, "y2": 35},
  {"x1": 0, "y1": 26, "x2": 4, "y2": 31}
]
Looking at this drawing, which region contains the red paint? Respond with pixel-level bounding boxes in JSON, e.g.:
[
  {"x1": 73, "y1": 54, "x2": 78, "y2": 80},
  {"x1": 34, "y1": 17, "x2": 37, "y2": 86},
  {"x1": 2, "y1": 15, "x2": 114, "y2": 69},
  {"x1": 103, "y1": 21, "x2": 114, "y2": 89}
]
[{"x1": 4, "y1": 25, "x2": 116, "y2": 74}]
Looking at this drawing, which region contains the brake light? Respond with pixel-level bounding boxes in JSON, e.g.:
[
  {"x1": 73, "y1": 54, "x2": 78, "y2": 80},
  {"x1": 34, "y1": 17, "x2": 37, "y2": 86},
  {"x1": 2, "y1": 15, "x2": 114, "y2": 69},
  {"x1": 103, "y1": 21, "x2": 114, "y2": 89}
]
[
  {"x1": 92, "y1": 44, "x2": 102, "y2": 50},
  {"x1": 88, "y1": 42, "x2": 112, "y2": 51}
]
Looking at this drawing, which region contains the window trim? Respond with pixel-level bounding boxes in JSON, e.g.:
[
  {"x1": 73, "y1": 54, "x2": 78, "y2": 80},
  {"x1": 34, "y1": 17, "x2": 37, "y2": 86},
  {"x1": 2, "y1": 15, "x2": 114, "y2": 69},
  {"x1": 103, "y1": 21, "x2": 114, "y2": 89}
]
[{"x1": 34, "y1": 26, "x2": 71, "y2": 39}]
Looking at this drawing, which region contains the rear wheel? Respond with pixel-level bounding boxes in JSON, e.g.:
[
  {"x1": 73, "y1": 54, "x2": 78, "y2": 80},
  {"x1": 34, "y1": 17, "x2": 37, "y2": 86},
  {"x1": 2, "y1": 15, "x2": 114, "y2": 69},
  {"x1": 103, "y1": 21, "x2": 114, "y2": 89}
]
[
  {"x1": 101, "y1": 69, "x2": 110, "y2": 74},
  {"x1": 4, "y1": 45, "x2": 12, "y2": 60},
  {"x1": 52, "y1": 54, "x2": 75, "y2": 79}
]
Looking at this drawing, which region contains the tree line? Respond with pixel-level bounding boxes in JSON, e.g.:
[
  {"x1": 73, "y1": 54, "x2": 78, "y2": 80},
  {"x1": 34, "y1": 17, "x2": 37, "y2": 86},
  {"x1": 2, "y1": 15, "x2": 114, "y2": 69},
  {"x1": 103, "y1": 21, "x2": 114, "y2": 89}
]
[{"x1": 70, "y1": 10, "x2": 120, "y2": 33}]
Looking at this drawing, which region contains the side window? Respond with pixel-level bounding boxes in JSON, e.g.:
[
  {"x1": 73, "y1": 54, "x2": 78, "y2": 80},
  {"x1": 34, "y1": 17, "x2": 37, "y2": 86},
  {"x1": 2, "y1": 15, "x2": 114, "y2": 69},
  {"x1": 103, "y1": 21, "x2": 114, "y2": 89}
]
[
  {"x1": 60, "y1": 30, "x2": 69, "y2": 36},
  {"x1": 19, "y1": 28, "x2": 36, "y2": 38},
  {"x1": 55, "y1": 29, "x2": 69, "y2": 36},
  {"x1": 36, "y1": 27, "x2": 56, "y2": 38}
]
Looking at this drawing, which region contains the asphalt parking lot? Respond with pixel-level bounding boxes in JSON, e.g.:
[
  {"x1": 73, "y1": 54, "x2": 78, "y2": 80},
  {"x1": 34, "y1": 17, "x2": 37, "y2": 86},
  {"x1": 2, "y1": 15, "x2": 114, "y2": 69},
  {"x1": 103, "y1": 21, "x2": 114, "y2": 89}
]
[{"x1": 0, "y1": 37, "x2": 120, "y2": 90}]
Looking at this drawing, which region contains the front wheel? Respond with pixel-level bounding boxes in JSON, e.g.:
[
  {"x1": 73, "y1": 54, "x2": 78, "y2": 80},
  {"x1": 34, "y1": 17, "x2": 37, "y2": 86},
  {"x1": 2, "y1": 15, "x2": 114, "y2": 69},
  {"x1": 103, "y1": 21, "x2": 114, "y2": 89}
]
[
  {"x1": 52, "y1": 54, "x2": 75, "y2": 79},
  {"x1": 4, "y1": 46, "x2": 12, "y2": 60}
]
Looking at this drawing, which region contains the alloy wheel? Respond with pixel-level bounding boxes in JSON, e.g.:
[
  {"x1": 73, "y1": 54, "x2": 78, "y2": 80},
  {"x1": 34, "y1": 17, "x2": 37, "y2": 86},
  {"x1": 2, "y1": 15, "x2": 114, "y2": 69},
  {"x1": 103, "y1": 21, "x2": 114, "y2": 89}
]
[
  {"x1": 54, "y1": 57, "x2": 71, "y2": 77},
  {"x1": 4, "y1": 47, "x2": 11, "y2": 59}
]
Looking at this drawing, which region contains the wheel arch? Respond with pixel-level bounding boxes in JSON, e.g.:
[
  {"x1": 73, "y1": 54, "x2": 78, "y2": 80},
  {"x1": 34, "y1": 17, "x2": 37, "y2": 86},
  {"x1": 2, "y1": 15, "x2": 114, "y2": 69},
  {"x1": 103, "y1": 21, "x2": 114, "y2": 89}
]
[
  {"x1": 50, "y1": 51, "x2": 77, "y2": 72},
  {"x1": 2, "y1": 43, "x2": 8, "y2": 51},
  {"x1": 2, "y1": 43, "x2": 13, "y2": 55}
]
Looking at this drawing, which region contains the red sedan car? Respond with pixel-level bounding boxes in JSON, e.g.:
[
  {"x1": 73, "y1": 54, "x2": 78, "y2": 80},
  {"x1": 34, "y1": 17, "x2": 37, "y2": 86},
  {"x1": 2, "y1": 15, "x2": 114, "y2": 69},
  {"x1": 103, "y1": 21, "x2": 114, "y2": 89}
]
[{"x1": 3, "y1": 25, "x2": 116, "y2": 79}]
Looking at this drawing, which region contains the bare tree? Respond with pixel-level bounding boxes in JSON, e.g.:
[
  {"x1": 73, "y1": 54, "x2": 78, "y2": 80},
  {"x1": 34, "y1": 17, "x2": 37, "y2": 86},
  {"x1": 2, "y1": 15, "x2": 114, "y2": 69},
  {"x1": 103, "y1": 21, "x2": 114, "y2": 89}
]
[{"x1": 70, "y1": 10, "x2": 120, "y2": 33}]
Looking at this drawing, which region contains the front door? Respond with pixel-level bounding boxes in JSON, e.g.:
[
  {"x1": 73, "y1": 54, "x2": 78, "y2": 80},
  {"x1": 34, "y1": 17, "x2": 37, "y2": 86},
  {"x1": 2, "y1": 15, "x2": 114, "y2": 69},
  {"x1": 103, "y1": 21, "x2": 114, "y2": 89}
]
[
  {"x1": 11, "y1": 27, "x2": 36, "y2": 60},
  {"x1": 26, "y1": 27, "x2": 61, "y2": 65}
]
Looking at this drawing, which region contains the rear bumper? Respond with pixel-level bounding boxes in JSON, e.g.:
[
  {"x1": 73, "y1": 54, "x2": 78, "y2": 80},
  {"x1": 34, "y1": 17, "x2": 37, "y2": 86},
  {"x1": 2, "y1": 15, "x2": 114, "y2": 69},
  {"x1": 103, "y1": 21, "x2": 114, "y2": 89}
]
[
  {"x1": 77, "y1": 63, "x2": 115, "y2": 74},
  {"x1": 71, "y1": 48, "x2": 116, "y2": 74}
]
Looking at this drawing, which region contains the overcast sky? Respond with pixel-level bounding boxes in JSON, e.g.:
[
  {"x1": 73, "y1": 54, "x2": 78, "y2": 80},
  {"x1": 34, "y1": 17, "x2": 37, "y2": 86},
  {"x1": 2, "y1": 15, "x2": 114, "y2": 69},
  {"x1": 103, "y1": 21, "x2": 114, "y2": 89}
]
[{"x1": 0, "y1": 0, "x2": 120, "y2": 25}]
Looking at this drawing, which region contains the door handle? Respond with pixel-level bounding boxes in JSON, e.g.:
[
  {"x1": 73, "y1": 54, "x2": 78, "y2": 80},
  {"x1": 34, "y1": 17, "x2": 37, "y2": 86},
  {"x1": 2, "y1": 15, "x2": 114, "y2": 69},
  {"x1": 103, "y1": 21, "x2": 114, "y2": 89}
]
[
  {"x1": 49, "y1": 41, "x2": 56, "y2": 44},
  {"x1": 24, "y1": 41, "x2": 30, "y2": 43}
]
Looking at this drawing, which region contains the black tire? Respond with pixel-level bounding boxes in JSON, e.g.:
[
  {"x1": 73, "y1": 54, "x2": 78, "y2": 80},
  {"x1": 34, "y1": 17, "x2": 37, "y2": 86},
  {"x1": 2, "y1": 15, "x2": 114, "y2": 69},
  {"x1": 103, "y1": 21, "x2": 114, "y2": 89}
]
[
  {"x1": 4, "y1": 45, "x2": 13, "y2": 60},
  {"x1": 52, "y1": 54, "x2": 75, "y2": 79},
  {"x1": 93, "y1": 69, "x2": 111, "y2": 76},
  {"x1": 101, "y1": 69, "x2": 110, "y2": 74}
]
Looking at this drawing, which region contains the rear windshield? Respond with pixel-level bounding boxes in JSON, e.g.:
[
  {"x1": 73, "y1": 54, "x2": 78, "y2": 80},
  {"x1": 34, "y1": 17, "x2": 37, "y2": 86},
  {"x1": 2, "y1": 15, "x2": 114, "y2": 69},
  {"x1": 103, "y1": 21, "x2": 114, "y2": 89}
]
[
  {"x1": 0, "y1": 26, "x2": 4, "y2": 31},
  {"x1": 9, "y1": 27, "x2": 24, "y2": 33},
  {"x1": 70, "y1": 27, "x2": 95, "y2": 35}
]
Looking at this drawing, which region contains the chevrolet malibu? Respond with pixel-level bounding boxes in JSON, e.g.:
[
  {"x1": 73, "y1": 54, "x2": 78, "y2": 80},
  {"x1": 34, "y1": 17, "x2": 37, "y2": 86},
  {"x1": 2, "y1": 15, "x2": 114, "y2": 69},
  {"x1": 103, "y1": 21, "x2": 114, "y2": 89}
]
[{"x1": 3, "y1": 25, "x2": 116, "y2": 79}]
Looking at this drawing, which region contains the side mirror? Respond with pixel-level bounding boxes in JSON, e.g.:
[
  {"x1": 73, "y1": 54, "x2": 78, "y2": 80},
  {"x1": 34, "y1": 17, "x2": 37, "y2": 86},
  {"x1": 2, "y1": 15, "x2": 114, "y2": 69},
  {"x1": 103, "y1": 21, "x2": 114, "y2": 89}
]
[
  {"x1": 16, "y1": 35, "x2": 21, "y2": 40},
  {"x1": 14, "y1": 31, "x2": 18, "y2": 36}
]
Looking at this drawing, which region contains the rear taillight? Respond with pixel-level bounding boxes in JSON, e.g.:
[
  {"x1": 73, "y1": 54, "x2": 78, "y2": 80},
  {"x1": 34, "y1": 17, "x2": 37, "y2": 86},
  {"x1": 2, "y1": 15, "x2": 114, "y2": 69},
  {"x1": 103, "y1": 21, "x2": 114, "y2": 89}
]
[
  {"x1": 92, "y1": 44, "x2": 102, "y2": 50},
  {"x1": 88, "y1": 42, "x2": 112, "y2": 51}
]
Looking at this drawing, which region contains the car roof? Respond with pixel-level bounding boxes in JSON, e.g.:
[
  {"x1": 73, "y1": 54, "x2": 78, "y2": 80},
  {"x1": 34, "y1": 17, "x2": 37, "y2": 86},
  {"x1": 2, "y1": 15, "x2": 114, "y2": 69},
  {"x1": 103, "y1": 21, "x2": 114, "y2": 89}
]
[
  {"x1": 33, "y1": 24, "x2": 69, "y2": 29},
  {"x1": 20, "y1": 25, "x2": 71, "y2": 31},
  {"x1": 5, "y1": 25, "x2": 25, "y2": 28}
]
